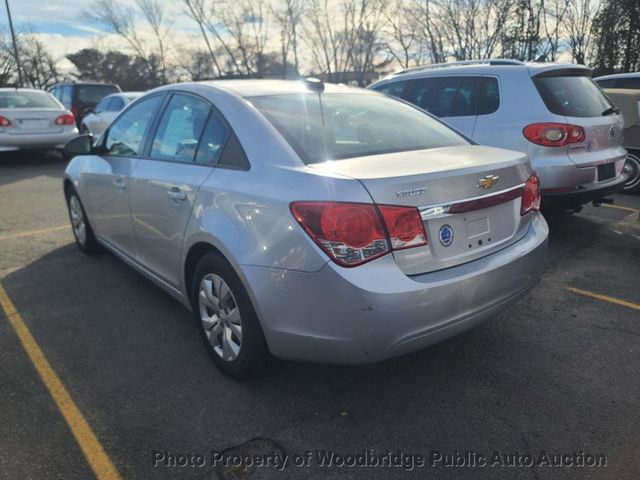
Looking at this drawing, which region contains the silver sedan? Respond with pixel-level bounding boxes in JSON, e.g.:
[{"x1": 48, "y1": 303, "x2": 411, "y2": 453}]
[
  {"x1": 63, "y1": 80, "x2": 548, "y2": 378},
  {"x1": 0, "y1": 88, "x2": 78, "y2": 154}
]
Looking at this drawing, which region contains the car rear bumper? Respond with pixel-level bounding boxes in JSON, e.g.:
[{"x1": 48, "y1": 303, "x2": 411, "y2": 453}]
[
  {"x1": 0, "y1": 130, "x2": 78, "y2": 152},
  {"x1": 241, "y1": 212, "x2": 548, "y2": 364},
  {"x1": 541, "y1": 173, "x2": 626, "y2": 209}
]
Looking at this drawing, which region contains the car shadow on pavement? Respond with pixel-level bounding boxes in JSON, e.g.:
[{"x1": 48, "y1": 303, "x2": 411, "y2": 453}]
[
  {"x1": 2, "y1": 222, "x2": 639, "y2": 479},
  {"x1": 0, "y1": 151, "x2": 68, "y2": 188}
]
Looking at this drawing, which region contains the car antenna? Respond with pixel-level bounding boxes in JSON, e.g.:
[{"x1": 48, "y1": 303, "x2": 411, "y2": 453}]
[{"x1": 304, "y1": 77, "x2": 324, "y2": 93}]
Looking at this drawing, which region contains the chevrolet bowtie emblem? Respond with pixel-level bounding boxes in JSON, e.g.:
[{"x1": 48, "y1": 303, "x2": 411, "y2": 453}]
[{"x1": 477, "y1": 175, "x2": 500, "y2": 189}]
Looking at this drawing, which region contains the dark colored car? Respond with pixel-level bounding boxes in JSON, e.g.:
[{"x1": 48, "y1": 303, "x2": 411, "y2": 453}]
[{"x1": 48, "y1": 82, "x2": 121, "y2": 128}]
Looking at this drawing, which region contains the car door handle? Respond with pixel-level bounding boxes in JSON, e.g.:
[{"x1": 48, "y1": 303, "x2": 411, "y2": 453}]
[
  {"x1": 166, "y1": 188, "x2": 187, "y2": 202},
  {"x1": 113, "y1": 178, "x2": 126, "y2": 191}
]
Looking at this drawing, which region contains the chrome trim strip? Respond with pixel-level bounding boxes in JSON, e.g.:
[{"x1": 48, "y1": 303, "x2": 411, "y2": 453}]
[{"x1": 419, "y1": 183, "x2": 525, "y2": 220}]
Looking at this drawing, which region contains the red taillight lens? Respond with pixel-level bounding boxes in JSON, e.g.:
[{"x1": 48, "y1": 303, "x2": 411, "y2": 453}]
[
  {"x1": 523, "y1": 123, "x2": 585, "y2": 147},
  {"x1": 378, "y1": 205, "x2": 427, "y2": 250},
  {"x1": 290, "y1": 201, "x2": 427, "y2": 267},
  {"x1": 0, "y1": 115, "x2": 11, "y2": 127},
  {"x1": 521, "y1": 173, "x2": 541, "y2": 215},
  {"x1": 55, "y1": 113, "x2": 76, "y2": 126}
]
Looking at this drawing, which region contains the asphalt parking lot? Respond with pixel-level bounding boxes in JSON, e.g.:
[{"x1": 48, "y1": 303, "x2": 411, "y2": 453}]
[{"x1": 1, "y1": 152, "x2": 639, "y2": 480}]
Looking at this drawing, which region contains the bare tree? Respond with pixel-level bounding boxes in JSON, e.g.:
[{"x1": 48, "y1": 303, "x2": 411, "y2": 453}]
[
  {"x1": 271, "y1": 0, "x2": 305, "y2": 78},
  {"x1": 564, "y1": 0, "x2": 600, "y2": 64},
  {"x1": 383, "y1": 0, "x2": 424, "y2": 69},
  {"x1": 0, "y1": 28, "x2": 60, "y2": 88},
  {"x1": 135, "y1": 0, "x2": 173, "y2": 83},
  {"x1": 410, "y1": 0, "x2": 447, "y2": 64},
  {"x1": 84, "y1": 0, "x2": 172, "y2": 83}
]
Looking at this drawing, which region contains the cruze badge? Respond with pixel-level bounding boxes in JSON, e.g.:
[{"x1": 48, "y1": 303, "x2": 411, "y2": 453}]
[
  {"x1": 477, "y1": 174, "x2": 500, "y2": 189},
  {"x1": 396, "y1": 187, "x2": 426, "y2": 198},
  {"x1": 439, "y1": 224, "x2": 454, "y2": 247}
]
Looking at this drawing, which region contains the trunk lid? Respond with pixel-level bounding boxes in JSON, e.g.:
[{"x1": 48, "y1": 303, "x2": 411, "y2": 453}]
[
  {"x1": 0, "y1": 109, "x2": 65, "y2": 135},
  {"x1": 309, "y1": 145, "x2": 533, "y2": 275}
]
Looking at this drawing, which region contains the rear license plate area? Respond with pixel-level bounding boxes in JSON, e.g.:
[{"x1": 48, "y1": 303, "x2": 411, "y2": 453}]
[{"x1": 597, "y1": 163, "x2": 615, "y2": 181}]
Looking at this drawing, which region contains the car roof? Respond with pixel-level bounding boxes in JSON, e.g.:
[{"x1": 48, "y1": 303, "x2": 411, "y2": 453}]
[
  {"x1": 158, "y1": 79, "x2": 373, "y2": 98},
  {"x1": 375, "y1": 60, "x2": 591, "y2": 83},
  {"x1": 595, "y1": 72, "x2": 640, "y2": 80}
]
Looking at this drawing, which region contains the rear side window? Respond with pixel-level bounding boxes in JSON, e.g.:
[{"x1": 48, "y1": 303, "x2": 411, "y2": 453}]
[
  {"x1": 0, "y1": 91, "x2": 59, "y2": 109},
  {"x1": 533, "y1": 75, "x2": 614, "y2": 117},
  {"x1": 404, "y1": 76, "x2": 491, "y2": 118},
  {"x1": 194, "y1": 113, "x2": 229, "y2": 166},
  {"x1": 596, "y1": 79, "x2": 616, "y2": 88},
  {"x1": 77, "y1": 85, "x2": 119, "y2": 105},
  {"x1": 477, "y1": 77, "x2": 500, "y2": 115},
  {"x1": 616, "y1": 78, "x2": 640, "y2": 89},
  {"x1": 150, "y1": 94, "x2": 210, "y2": 163}
]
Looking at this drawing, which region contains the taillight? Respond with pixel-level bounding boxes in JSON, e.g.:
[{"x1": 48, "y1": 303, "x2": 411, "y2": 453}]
[
  {"x1": 290, "y1": 201, "x2": 427, "y2": 267},
  {"x1": 523, "y1": 123, "x2": 585, "y2": 147},
  {"x1": 521, "y1": 173, "x2": 541, "y2": 215},
  {"x1": 55, "y1": 113, "x2": 76, "y2": 126},
  {"x1": 0, "y1": 115, "x2": 11, "y2": 127},
  {"x1": 378, "y1": 205, "x2": 427, "y2": 250}
]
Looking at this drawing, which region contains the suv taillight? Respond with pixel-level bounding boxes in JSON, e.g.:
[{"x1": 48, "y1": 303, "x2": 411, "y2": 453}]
[
  {"x1": 521, "y1": 173, "x2": 541, "y2": 215},
  {"x1": 55, "y1": 113, "x2": 76, "y2": 126},
  {"x1": 290, "y1": 201, "x2": 427, "y2": 267},
  {"x1": 523, "y1": 123, "x2": 585, "y2": 147},
  {"x1": 0, "y1": 115, "x2": 11, "y2": 127}
]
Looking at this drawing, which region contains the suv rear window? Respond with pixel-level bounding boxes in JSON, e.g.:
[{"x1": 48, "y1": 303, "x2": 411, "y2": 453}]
[
  {"x1": 251, "y1": 93, "x2": 467, "y2": 164},
  {"x1": 533, "y1": 74, "x2": 614, "y2": 117},
  {"x1": 77, "y1": 85, "x2": 120, "y2": 104}
]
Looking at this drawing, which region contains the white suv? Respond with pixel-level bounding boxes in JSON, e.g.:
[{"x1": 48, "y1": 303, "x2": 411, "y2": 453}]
[{"x1": 370, "y1": 60, "x2": 628, "y2": 210}]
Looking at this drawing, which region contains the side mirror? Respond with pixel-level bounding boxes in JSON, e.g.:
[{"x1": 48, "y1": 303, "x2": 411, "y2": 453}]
[{"x1": 64, "y1": 134, "x2": 94, "y2": 157}]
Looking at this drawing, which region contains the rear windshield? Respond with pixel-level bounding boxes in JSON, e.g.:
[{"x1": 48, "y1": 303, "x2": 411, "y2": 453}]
[
  {"x1": 533, "y1": 75, "x2": 614, "y2": 118},
  {"x1": 250, "y1": 93, "x2": 468, "y2": 164},
  {"x1": 77, "y1": 85, "x2": 119, "y2": 104},
  {"x1": 0, "y1": 91, "x2": 59, "y2": 109}
]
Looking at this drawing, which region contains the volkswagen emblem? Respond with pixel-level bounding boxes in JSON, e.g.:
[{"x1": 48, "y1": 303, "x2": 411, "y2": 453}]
[
  {"x1": 609, "y1": 125, "x2": 615, "y2": 139},
  {"x1": 438, "y1": 224, "x2": 454, "y2": 247}
]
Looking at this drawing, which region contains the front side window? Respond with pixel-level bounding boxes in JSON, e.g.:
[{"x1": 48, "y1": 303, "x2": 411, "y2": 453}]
[
  {"x1": 372, "y1": 80, "x2": 407, "y2": 99},
  {"x1": 94, "y1": 97, "x2": 110, "y2": 113},
  {"x1": 533, "y1": 74, "x2": 614, "y2": 117},
  {"x1": 250, "y1": 92, "x2": 467, "y2": 164},
  {"x1": 596, "y1": 79, "x2": 616, "y2": 88},
  {"x1": 105, "y1": 95, "x2": 162, "y2": 156},
  {"x1": 109, "y1": 97, "x2": 125, "y2": 111},
  {"x1": 150, "y1": 94, "x2": 210, "y2": 163},
  {"x1": 616, "y1": 78, "x2": 640, "y2": 89}
]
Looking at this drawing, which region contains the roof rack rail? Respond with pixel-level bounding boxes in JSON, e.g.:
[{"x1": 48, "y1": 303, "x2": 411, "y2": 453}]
[{"x1": 395, "y1": 59, "x2": 525, "y2": 75}]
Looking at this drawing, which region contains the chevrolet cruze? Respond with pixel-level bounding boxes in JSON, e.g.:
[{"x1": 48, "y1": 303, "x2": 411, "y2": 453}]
[{"x1": 63, "y1": 80, "x2": 548, "y2": 378}]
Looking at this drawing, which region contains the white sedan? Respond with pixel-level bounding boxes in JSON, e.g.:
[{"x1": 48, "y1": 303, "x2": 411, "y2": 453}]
[
  {"x1": 80, "y1": 92, "x2": 143, "y2": 137},
  {"x1": 0, "y1": 88, "x2": 78, "y2": 154}
]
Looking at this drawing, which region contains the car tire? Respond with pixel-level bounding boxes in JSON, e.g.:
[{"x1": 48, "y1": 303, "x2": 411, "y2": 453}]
[
  {"x1": 65, "y1": 187, "x2": 102, "y2": 254},
  {"x1": 622, "y1": 151, "x2": 640, "y2": 194},
  {"x1": 192, "y1": 253, "x2": 269, "y2": 379}
]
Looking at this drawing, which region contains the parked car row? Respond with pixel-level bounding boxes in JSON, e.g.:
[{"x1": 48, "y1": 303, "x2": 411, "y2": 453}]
[
  {"x1": 369, "y1": 59, "x2": 629, "y2": 207},
  {"x1": 0, "y1": 82, "x2": 136, "y2": 156}
]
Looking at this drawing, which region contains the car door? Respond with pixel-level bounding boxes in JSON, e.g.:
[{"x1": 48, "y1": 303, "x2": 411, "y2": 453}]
[
  {"x1": 128, "y1": 92, "x2": 229, "y2": 287},
  {"x1": 403, "y1": 76, "x2": 478, "y2": 136},
  {"x1": 86, "y1": 94, "x2": 164, "y2": 256}
]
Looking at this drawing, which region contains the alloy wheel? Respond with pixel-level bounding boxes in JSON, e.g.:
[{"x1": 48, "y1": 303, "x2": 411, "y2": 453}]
[
  {"x1": 68, "y1": 195, "x2": 87, "y2": 246},
  {"x1": 622, "y1": 153, "x2": 640, "y2": 191},
  {"x1": 198, "y1": 273, "x2": 243, "y2": 361}
]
